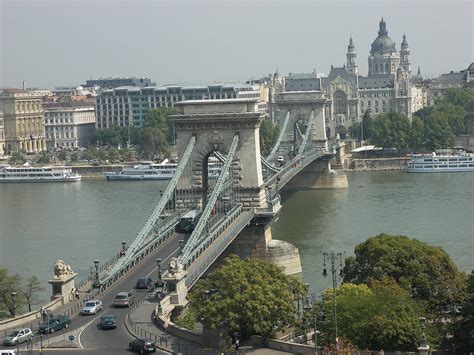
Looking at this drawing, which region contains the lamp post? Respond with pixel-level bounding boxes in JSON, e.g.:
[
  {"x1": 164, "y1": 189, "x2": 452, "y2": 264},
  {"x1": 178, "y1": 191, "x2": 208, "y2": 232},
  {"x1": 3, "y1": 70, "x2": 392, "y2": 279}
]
[
  {"x1": 10, "y1": 292, "x2": 17, "y2": 318},
  {"x1": 156, "y1": 258, "x2": 162, "y2": 281},
  {"x1": 93, "y1": 260, "x2": 100, "y2": 288},
  {"x1": 121, "y1": 241, "x2": 127, "y2": 257},
  {"x1": 323, "y1": 251, "x2": 344, "y2": 351},
  {"x1": 418, "y1": 316, "x2": 429, "y2": 355}
]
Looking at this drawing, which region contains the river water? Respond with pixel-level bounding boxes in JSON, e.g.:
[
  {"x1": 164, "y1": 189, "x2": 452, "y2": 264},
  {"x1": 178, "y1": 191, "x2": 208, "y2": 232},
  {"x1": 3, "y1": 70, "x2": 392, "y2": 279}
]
[{"x1": 0, "y1": 172, "x2": 472, "y2": 304}]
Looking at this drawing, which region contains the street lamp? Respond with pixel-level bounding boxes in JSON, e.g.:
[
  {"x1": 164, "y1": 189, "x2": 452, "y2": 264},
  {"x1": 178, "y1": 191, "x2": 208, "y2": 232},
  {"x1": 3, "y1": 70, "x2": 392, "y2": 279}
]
[
  {"x1": 303, "y1": 292, "x2": 320, "y2": 354},
  {"x1": 418, "y1": 316, "x2": 428, "y2": 348},
  {"x1": 156, "y1": 258, "x2": 162, "y2": 280},
  {"x1": 10, "y1": 292, "x2": 17, "y2": 318},
  {"x1": 120, "y1": 241, "x2": 127, "y2": 257},
  {"x1": 93, "y1": 260, "x2": 100, "y2": 288},
  {"x1": 322, "y1": 251, "x2": 344, "y2": 351}
]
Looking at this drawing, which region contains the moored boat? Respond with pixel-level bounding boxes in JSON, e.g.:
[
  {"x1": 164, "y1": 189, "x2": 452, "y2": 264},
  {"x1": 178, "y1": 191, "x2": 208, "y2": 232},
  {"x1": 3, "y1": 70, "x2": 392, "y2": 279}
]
[
  {"x1": 104, "y1": 161, "x2": 177, "y2": 180},
  {"x1": 406, "y1": 151, "x2": 474, "y2": 173},
  {"x1": 0, "y1": 165, "x2": 82, "y2": 182}
]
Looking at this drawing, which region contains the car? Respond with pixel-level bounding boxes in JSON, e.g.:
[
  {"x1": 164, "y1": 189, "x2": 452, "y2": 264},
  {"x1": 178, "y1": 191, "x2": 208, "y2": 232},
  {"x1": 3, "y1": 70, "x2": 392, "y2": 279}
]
[
  {"x1": 39, "y1": 315, "x2": 70, "y2": 334},
  {"x1": 114, "y1": 292, "x2": 135, "y2": 307},
  {"x1": 81, "y1": 300, "x2": 103, "y2": 315},
  {"x1": 99, "y1": 315, "x2": 117, "y2": 330},
  {"x1": 135, "y1": 277, "x2": 152, "y2": 290},
  {"x1": 277, "y1": 156, "x2": 285, "y2": 165},
  {"x1": 128, "y1": 337, "x2": 156, "y2": 353},
  {"x1": 3, "y1": 328, "x2": 33, "y2": 346}
]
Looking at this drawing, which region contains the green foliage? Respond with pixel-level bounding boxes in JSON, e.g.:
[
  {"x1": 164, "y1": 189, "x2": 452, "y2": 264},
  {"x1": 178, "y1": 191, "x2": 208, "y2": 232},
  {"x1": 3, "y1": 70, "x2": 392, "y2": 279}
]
[
  {"x1": 362, "y1": 111, "x2": 373, "y2": 141},
  {"x1": 369, "y1": 113, "x2": 410, "y2": 152},
  {"x1": 9, "y1": 151, "x2": 26, "y2": 164},
  {"x1": 423, "y1": 111, "x2": 455, "y2": 151},
  {"x1": 174, "y1": 307, "x2": 199, "y2": 330},
  {"x1": 36, "y1": 153, "x2": 51, "y2": 164},
  {"x1": 259, "y1": 118, "x2": 280, "y2": 156},
  {"x1": 57, "y1": 150, "x2": 67, "y2": 162},
  {"x1": 452, "y1": 271, "x2": 474, "y2": 351},
  {"x1": 343, "y1": 234, "x2": 468, "y2": 317},
  {"x1": 0, "y1": 267, "x2": 24, "y2": 318},
  {"x1": 369, "y1": 114, "x2": 391, "y2": 148},
  {"x1": 348, "y1": 122, "x2": 361, "y2": 140},
  {"x1": 408, "y1": 116, "x2": 425, "y2": 152},
  {"x1": 70, "y1": 153, "x2": 79, "y2": 163},
  {"x1": 188, "y1": 255, "x2": 305, "y2": 340},
  {"x1": 323, "y1": 280, "x2": 422, "y2": 351},
  {"x1": 143, "y1": 108, "x2": 176, "y2": 144}
]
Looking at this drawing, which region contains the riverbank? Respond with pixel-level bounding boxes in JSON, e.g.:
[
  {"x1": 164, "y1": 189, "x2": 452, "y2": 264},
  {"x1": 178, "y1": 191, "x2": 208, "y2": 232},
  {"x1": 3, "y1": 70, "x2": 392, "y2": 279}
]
[{"x1": 344, "y1": 156, "x2": 410, "y2": 171}]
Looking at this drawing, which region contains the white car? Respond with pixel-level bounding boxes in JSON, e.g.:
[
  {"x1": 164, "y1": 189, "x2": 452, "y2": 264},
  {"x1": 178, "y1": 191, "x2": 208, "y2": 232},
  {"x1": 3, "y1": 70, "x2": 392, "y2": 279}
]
[
  {"x1": 3, "y1": 328, "x2": 32, "y2": 345},
  {"x1": 81, "y1": 300, "x2": 103, "y2": 315}
]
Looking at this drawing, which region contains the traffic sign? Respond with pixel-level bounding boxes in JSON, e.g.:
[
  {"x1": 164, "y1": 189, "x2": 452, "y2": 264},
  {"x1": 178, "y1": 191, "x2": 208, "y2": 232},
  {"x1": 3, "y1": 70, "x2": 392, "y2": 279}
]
[{"x1": 68, "y1": 335, "x2": 75, "y2": 342}]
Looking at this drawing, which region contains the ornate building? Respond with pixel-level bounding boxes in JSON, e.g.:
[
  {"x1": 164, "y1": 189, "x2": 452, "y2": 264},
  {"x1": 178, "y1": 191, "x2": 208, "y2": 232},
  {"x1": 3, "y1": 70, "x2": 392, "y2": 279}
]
[
  {"x1": 285, "y1": 18, "x2": 421, "y2": 137},
  {"x1": 0, "y1": 89, "x2": 46, "y2": 154}
]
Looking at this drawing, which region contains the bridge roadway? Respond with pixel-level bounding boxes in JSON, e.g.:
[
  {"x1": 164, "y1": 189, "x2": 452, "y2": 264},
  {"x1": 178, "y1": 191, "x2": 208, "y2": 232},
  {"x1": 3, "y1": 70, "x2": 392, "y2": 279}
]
[{"x1": 19, "y1": 232, "x2": 189, "y2": 354}]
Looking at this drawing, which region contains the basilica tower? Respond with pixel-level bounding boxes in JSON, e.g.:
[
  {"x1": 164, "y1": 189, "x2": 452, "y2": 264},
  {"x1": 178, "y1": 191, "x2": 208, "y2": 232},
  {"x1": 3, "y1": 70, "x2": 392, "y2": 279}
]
[
  {"x1": 346, "y1": 36, "x2": 358, "y2": 75},
  {"x1": 399, "y1": 33, "x2": 411, "y2": 74}
]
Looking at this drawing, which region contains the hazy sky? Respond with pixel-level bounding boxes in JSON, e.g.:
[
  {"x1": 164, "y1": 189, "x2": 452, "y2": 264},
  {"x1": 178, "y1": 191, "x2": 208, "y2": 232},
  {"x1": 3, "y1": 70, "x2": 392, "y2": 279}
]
[{"x1": 1, "y1": 0, "x2": 472, "y2": 89}]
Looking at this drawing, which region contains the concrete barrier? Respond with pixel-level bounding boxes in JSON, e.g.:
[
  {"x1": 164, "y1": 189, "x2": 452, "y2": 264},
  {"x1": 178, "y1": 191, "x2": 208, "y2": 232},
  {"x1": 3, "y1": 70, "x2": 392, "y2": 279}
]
[{"x1": 0, "y1": 296, "x2": 63, "y2": 332}]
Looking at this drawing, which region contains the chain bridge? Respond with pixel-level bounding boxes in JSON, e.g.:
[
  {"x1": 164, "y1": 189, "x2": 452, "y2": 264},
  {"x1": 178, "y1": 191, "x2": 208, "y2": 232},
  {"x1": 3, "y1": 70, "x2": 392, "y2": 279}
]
[{"x1": 94, "y1": 96, "x2": 347, "y2": 311}]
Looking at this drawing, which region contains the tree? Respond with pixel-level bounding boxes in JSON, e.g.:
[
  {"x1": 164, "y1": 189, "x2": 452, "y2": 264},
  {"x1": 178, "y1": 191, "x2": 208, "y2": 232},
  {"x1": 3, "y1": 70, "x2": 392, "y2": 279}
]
[
  {"x1": 388, "y1": 113, "x2": 411, "y2": 152},
  {"x1": 369, "y1": 114, "x2": 392, "y2": 148},
  {"x1": 188, "y1": 255, "x2": 306, "y2": 340},
  {"x1": 0, "y1": 267, "x2": 24, "y2": 318},
  {"x1": 343, "y1": 234, "x2": 468, "y2": 317},
  {"x1": 22, "y1": 276, "x2": 44, "y2": 312},
  {"x1": 259, "y1": 118, "x2": 280, "y2": 156},
  {"x1": 36, "y1": 152, "x2": 51, "y2": 164},
  {"x1": 321, "y1": 280, "x2": 422, "y2": 351},
  {"x1": 432, "y1": 101, "x2": 465, "y2": 135},
  {"x1": 361, "y1": 111, "x2": 373, "y2": 141},
  {"x1": 452, "y1": 271, "x2": 474, "y2": 352},
  {"x1": 143, "y1": 108, "x2": 176, "y2": 144},
  {"x1": 70, "y1": 152, "x2": 79, "y2": 163},
  {"x1": 424, "y1": 111, "x2": 455, "y2": 151},
  {"x1": 408, "y1": 116, "x2": 424, "y2": 152},
  {"x1": 9, "y1": 151, "x2": 26, "y2": 165},
  {"x1": 348, "y1": 122, "x2": 362, "y2": 141},
  {"x1": 57, "y1": 150, "x2": 67, "y2": 162}
]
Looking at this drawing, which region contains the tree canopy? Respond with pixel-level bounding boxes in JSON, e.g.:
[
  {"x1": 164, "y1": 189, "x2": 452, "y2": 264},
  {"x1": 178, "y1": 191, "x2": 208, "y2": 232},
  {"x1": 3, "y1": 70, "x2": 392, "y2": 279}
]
[
  {"x1": 343, "y1": 234, "x2": 467, "y2": 317},
  {"x1": 0, "y1": 267, "x2": 24, "y2": 318},
  {"x1": 188, "y1": 254, "x2": 305, "y2": 340},
  {"x1": 259, "y1": 118, "x2": 280, "y2": 157},
  {"x1": 322, "y1": 280, "x2": 422, "y2": 351}
]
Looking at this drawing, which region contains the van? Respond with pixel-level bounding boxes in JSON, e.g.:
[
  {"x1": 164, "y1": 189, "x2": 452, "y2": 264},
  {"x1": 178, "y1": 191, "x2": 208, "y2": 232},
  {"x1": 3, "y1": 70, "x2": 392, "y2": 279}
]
[
  {"x1": 277, "y1": 156, "x2": 285, "y2": 166},
  {"x1": 1, "y1": 350, "x2": 18, "y2": 355},
  {"x1": 114, "y1": 292, "x2": 135, "y2": 307}
]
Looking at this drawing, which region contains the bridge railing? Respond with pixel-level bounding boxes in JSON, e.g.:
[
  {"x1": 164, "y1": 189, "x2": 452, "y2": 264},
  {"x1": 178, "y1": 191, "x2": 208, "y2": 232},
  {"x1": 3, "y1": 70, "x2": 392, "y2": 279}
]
[
  {"x1": 98, "y1": 215, "x2": 180, "y2": 291},
  {"x1": 185, "y1": 208, "x2": 254, "y2": 289}
]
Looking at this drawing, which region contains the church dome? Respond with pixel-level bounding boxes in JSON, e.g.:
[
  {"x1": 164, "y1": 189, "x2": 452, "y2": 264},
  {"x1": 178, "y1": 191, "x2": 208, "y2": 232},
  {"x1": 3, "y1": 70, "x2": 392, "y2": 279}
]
[{"x1": 370, "y1": 18, "x2": 396, "y2": 54}]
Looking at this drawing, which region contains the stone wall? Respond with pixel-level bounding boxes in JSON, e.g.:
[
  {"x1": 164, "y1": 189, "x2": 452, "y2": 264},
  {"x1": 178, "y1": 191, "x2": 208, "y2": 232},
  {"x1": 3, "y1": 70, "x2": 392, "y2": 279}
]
[{"x1": 349, "y1": 157, "x2": 410, "y2": 171}]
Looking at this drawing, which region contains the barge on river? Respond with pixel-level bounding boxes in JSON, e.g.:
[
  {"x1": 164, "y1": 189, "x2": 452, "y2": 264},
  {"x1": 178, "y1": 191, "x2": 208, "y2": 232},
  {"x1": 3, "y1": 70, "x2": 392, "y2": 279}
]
[
  {"x1": 406, "y1": 152, "x2": 474, "y2": 173},
  {"x1": 0, "y1": 165, "x2": 82, "y2": 182}
]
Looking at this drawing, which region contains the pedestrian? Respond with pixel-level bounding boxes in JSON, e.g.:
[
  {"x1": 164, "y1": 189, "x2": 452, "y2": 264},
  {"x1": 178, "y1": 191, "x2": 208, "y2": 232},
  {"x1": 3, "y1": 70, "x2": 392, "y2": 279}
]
[
  {"x1": 75, "y1": 288, "x2": 80, "y2": 300},
  {"x1": 235, "y1": 338, "x2": 240, "y2": 351}
]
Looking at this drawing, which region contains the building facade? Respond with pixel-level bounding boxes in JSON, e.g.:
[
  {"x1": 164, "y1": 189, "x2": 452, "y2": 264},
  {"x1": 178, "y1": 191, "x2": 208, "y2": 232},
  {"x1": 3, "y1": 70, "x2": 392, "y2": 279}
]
[
  {"x1": 0, "y1": 89, "x2": 46, "y2": 153},
  {"x1": 284, "y1": 18, "x2": 419, "y2": 137},
  {"x1": 0, "y1": 111, "x2": 5, "y2": 156},
  {"x1": 427, "y1": 63, "x2": 474, "y2": 105},
  {"x1": 95, "y1": 84, "x2": 261, "y2": 129},
  {"x1": 44, "y1": 103, "x2": 96, "y2": 150},
  {"x1": 83, "y1": 77, "x2": 156, "y2": 89}
]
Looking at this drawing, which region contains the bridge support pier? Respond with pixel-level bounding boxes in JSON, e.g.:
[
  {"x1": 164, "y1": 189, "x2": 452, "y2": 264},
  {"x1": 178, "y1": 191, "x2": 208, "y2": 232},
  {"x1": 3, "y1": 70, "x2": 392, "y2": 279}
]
[
  {"x1": 226, "y1": 223, "x2": 302, "y2": 275},
  {"x1": 285, "y1": 159, "x2": 348, "y2": 190}
]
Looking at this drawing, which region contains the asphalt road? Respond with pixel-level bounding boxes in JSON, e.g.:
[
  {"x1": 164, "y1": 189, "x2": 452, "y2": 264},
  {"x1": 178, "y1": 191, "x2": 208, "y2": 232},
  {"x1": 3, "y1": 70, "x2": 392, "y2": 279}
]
[{"x1": 4, "y1": 232, "x2": 183, "y2": 354}]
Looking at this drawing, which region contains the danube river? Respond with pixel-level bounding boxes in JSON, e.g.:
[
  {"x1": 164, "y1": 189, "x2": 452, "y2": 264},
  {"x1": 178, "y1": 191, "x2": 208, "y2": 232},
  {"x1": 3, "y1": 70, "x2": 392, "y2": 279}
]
[{"x1": 0, "y1": 171, "x2": 472, "y2": 303}]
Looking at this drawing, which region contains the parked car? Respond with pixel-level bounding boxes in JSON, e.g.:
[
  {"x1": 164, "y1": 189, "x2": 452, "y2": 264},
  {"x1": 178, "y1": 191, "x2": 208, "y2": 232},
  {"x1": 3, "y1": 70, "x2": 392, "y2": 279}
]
[
  {"x1": 99, "y1": 315, "x2": 117, "y2": 330},
  {"x1": 128, "y1": 338, "x2": 156, "y2": 353},
  {"x1": 3, "y1": 328, "x2": 33, "y2": 345},
  {"x1": 135, "y1": 277, "x2": 152, "y2": 290},
  {"x1": 81, "y1": 300, "x2": 103, "y2": 315},
  {"x1": 114, "y1": 292, "x2": 135, "y2": 308},
  {"x1": 39, "y1": 315, "x2": 70, "y2": 334}
]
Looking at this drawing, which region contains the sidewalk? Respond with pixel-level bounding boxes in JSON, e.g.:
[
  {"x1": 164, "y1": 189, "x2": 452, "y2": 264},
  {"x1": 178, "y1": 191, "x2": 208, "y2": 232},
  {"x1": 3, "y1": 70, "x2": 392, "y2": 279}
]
[
  {"x1": 0, "y1": 285, "x2": 91, "y2": 341},
  {"x1": 128, "y1": 301, "x2": 295, "y2": 355}
]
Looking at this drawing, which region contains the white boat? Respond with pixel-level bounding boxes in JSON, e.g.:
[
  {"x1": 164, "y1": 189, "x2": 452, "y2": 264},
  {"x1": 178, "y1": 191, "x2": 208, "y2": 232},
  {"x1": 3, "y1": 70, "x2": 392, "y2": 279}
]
[
  {"x1": 0, "y1": 165, "x2": 82, "y2": 182},
  {"x1": 407, "y1": 152, "x2": 474, "y2": 173},
  {"x1": 104, "y1": 161, "x2": 178, "y2": 180}
]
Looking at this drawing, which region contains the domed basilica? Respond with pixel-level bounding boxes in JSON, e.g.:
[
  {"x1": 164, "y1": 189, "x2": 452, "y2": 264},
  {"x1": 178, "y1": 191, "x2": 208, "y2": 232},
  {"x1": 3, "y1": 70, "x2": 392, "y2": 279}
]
[{"x1": 285, "y1": 18, "x2": 424, "y2": 137}]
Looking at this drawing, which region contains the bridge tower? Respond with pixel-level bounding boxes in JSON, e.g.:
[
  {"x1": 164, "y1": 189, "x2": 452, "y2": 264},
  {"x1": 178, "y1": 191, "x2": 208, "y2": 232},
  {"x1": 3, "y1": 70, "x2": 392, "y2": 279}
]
[{"x1": 169, "y1": 99, "x2": 302, "y2": 275}]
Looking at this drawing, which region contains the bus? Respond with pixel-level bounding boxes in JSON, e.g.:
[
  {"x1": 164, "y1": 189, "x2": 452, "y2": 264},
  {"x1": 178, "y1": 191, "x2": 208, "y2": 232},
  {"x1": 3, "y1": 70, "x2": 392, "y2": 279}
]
[{"x1": 176, "y1": 209, "x2": 202, "y2": 233}]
